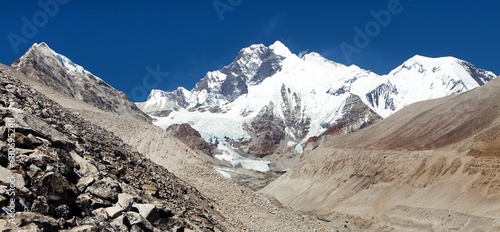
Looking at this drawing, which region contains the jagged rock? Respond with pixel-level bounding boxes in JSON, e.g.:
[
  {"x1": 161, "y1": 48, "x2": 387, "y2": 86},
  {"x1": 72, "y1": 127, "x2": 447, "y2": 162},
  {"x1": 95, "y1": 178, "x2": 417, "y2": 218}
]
[
  {"x1": 35, "y1": 172, "x2": 77, "y2": 205},
  {"x1": 70, "y1": 152, "x2": 98, "y2": 176},
  {"x1": 124, "y1": 211, "x2": 154, "y2": 232},
  {"x1": 31, "y1": 196, "x2": 50, "y2": 215},
  {"x1": 76, "y1": 176, "x2": 95, "y2": 192},
  {"x1": 110, "y1": 215, "x2": 128, "y2": 231},
  {"x1": 9, "y1": 212, "x2": 59, "y2": 231},
  {"x1": 166, "y1": 123, "x2": 216, "y2": 156},
  {"x1": 55, "y1": 204, "x2": 70, "y2": 219},
  {"x1": 91, "y1": 208, "x2": 108, "y2": 222},
  {"x1": 0, "y1": 165, "x2": 25, "y2": 191},
  {"x1": 6, "y1": 109, "x2": 73, "y2": 150},
  {"x1": 131, "y1": 224, "x2": 146, "y2": 232},
  {"x1": 117, "y1": 193, "x2": 135, "y2": 211},
  {"x1": 132, "y1": 203, "x2": 158, "y2": 222},
  {"x1": 104, "y1": 205, "x2": 123, "y2": 219},
  {"x1": 86, "y1": 177, "x2": 122, "y2": 201},
  {"x1": 17, "y1": 222, "x2": 39, "y2": 231}
]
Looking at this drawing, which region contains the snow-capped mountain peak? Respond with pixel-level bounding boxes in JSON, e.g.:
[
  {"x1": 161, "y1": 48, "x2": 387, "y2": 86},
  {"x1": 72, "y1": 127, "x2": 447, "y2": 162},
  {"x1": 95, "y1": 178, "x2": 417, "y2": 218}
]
[
  {"x1": 269, "y1": 40, "x2": 292, "y2": 58},
  {"x1": 138, "y1": 41, "x2": 496, "y2": 172},
  {"x1": 28, "y1": 42, "x2": 101, "y2": 81}
]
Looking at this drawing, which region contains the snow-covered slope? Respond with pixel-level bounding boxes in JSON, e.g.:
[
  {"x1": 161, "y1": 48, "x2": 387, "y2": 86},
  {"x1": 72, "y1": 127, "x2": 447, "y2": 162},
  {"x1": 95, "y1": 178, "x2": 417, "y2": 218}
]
[
  {"x1": 139, "y1": 41, "x2": 496, "y2": 171},
  {"x1": 365, "y1": 55, "x2": 497, "y2": 117}
]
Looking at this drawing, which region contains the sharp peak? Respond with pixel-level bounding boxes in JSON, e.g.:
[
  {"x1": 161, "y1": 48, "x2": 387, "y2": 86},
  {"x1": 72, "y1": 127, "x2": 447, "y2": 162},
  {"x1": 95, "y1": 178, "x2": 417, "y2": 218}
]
[{"x1": 239, "y1": 40, "x2": 292, "y2": 57}]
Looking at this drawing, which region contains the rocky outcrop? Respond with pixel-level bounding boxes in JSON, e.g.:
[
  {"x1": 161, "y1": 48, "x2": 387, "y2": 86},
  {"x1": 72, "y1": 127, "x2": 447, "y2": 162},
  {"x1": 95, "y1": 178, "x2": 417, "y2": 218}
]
[
  {"x1": 0, "y1": 68, "x2": 230, "y2": 231},
  {"x1": 166, "y1": 123, "x2": 217, "y2": 156}
]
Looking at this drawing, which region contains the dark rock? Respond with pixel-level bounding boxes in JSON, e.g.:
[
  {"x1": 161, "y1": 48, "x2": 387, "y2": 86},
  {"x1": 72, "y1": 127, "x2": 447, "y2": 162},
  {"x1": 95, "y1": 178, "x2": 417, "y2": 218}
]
[
  {"x1": 31, "y1": 196, "x2": 50, "y2": 215},
  {"x1": 55, "y1": 204, "x2": 70, "y2": 219}
]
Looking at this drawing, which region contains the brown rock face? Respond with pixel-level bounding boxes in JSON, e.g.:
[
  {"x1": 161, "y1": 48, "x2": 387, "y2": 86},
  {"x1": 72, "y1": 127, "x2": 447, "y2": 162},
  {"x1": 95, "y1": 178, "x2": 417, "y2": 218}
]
[{"x1": 166, "y1": 123, "x2": 217, "y2": 156}]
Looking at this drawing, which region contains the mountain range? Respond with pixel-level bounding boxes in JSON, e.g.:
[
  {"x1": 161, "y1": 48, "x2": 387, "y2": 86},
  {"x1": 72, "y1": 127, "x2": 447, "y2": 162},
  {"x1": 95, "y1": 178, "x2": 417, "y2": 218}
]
[
  {"x1": 3, "y1": 41, "x2": 499, "y2": 231},
  {"x1": 136, "y1": 41, "x2": 496, "y2": 171}
]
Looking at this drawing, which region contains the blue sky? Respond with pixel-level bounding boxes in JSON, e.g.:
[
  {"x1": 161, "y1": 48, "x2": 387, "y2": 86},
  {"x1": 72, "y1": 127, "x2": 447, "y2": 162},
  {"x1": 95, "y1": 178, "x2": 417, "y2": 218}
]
[{"x1": 1, "y1": 1, "x2": 499, "y2": 101}]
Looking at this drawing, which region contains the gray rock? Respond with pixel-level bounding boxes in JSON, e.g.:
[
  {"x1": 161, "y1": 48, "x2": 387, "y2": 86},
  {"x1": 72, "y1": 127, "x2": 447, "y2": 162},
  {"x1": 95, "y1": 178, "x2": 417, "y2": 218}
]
[
  {"x1": 55, "y1": 204, "x2": 70, "y2": 219},
  {"x1": 91, "y1": 208, "x2": 109, "y2": 221},
  {"x1": 124, "y1": 211, "x2": 154, "y2": 232},
  {"x1": 70, "y1": 152, "x2": 98, "y2": 176},
  {"x1": 86, "y1": 177, "x2": 121, "y2": 201},
  {"x1": 0, "y1": 166, "x2": 25, "y2": 191},
  {"x1": 104, "y1": 205, "x2": 123, "y2": 219},
  {"x1": 76, "y1": 176, "x2": 95, "y2": 192},
  {"x1": 110, "y1": 215, "x2": 128, "y2": 232},
  {"x1": 117, "y1": 193, "x2": 135, "y2": 211},
  {"x1": 132, "y1": 203, "x2": 158, "y2": 223}
]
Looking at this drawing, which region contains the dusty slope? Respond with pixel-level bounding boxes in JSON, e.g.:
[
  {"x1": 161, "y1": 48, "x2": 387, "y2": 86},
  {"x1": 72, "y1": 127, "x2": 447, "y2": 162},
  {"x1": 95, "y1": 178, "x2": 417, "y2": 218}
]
[
  {"x1": 261, "y1": 77, "x2": 500, "y2": 231},
  {"x1": 3, "y1": 64, "x2": 352, "y2": 231}
]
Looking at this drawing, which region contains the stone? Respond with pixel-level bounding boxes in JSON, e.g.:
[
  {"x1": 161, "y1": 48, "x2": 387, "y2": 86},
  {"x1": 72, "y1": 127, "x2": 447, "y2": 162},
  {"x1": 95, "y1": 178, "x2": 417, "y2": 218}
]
[
  {"x1": 31, "y1": 196, "x2": 50, "y2": 215},
  {"x1": 36, "y1": 172, "x2": 78, "y2": 205},
  {"x1": 91, "y1": 208, "x2": 108, "y2": 221},
  {"x1": 54, "y1": 204, "x2": 70, "y2": 219},
  {"x1": 70, "y1": 152, "x2": 98, "y2": 177},
  {"x1": 13, "y1": 212, "x2": 59, "y2": 231},
  {"x1": 132, "y1": 203, "x2": 158, "y2": 222},
  {"x1": 124, "y1": 211, "x2": 154, "y2": 232},
  {"x1": 76, "y1": 176, "x2": 95, "y2": 192},
  {"x1": 117, "y1": 193, "x2": 135, "y2": 211},
  {"x1": 0, "y1": 165, "x2": 25, "y2": 191},
  {"x1": 87, "y1": 177, "x2": 122, "y2": 201},
  {"x1": 104, "y1": 205, "x2": 124, "y2": 219},
  {"x1": 13, "y1": 132, "x2": 36, "y2": 149},
  {"x1": 9, "y1": 109, "x2": 73, "y2": 150},
  {"x1": 110, "y1": 215, "x2": 128, "y2": 232}
]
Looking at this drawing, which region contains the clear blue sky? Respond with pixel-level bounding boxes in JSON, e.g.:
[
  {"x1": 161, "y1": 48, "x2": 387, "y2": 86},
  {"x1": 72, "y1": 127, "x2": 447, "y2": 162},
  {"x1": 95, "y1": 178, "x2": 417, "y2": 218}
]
[{"x1": 1, "y1": 1, "x2": 499, "y2": 101}]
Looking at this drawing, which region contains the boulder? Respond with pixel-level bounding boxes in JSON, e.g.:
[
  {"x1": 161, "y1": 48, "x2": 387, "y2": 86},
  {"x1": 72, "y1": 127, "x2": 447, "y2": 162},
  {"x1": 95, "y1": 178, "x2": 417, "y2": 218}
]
[
  {"x1": 110, "y1": 215, "x2": 128, "y2": 232},
  {"x1": 124, "y1": 211, "x2": 154, "y2": 232},
  {"x1": 76, "y1": 176, "x2": 95, "y2": 192},
  {"x1": 31, "y1": 196, "x2": 50, "y2": 215},
  {"x1": 0, "y1": 166, "x2": 25, "y2": 191},
  {"x1": 104, "y1": 205, "x2": 123, "y2": 219},
  {"x1": 117, "y1": 193, "x2": 135, "y2": 211},
  {"x1": 132, "y1": 203, "x2": 158, "y2": 223},
  {"x1": 86, "y1": 177, "x2": 121, "y2": 201}
]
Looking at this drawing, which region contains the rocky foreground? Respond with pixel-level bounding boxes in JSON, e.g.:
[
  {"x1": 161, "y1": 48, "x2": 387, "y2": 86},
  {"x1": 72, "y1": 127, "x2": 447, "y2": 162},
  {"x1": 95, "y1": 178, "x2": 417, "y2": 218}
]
[{"x1": 0, "y1": 68, "x2": 233, "y2": 231}]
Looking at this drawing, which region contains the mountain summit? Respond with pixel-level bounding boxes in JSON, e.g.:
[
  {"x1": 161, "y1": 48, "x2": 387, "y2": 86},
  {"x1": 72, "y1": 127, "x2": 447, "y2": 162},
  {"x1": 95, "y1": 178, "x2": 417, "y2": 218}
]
[
  {"x1": 12, "y1": 43, "x2": 149, "y2": 121},
  {"x1": 137, "y1": 41, "x2": 496, "y2": 171}
]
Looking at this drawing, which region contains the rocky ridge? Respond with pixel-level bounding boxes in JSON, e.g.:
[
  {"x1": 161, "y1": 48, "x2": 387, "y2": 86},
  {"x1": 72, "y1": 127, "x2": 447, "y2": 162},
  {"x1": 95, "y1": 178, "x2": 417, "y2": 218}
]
[{"x1": 0, "y1": 68, "x2": 233, "y2": 231}]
